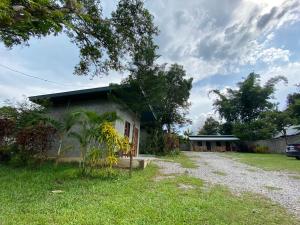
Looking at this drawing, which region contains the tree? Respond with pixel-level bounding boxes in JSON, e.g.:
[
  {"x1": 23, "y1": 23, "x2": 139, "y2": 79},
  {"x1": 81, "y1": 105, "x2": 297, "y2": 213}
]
[
  {"x1": 68, "y1": 110, "x2": 128, "y2": 174},
  {"x1": 198, "y1": 117, "x2": 220, "y2": 135},
  {"x1": 210, "y1": 73, "x2": 287, "y2": 140},
  {"x1": 114, "y1": 63, "x2": 193, "y2": 133},
  {"x1": 287, "y1": 92, "x2": 300, "y2": 125},
  {"x1": 0, "y1": 0, "x2": 158, "y2": 76},
  {"x1": 262, "y1": 110, "x2": 295, "y2": 144},
  {"x1": 159, "y1": 64, "x2": 193, "y2": 132}
]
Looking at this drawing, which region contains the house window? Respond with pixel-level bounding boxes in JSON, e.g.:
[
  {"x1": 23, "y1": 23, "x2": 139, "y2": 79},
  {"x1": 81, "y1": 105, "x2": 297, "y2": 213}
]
[
  {"x1": 124, "y1": 121, "x2": 131, "y2": 138},
  {"x1": 197, "y1": 141, "x2": 202, "y2": 146},
  {"x1": 216, "y1": 141, "x2": 221, "y2": 147}
]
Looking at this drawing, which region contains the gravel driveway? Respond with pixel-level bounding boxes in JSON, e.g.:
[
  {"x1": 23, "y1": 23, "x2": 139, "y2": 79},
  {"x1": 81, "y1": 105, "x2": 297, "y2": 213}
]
[{"x1": 154, "y1": 152, "x2": 300, "y2": 218}]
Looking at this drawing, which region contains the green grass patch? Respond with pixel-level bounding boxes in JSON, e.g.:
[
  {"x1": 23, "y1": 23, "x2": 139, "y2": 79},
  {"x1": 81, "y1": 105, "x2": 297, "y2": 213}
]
[
  {"x1": 225, "y1": 152, "x2": 300, "y2": 174},
  {"x1": 289, "y1": 175, "x2": 300, "y2": 180},
  {"x1": 264, "y1": 186, "x2": 282, "y2": 191},
  {"x1": 0, "y1": 163, "x2": 298, "y2": 225},
  {"x1": 212, "y1": 170, "x2": 227, "y2": 176},
  {"x1": 159, "y1": 152, "x2": 198, "y2": 168}
]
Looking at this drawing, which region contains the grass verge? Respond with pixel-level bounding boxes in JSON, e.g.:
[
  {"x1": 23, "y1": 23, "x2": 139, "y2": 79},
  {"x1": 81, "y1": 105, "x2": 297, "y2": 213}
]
[
  {"x1": 159, "y1": 151, "x2": 198, "y2": 168},
  {"x1": 0, "y1": 162, "x2": 298, "y2": 225},
  {"x1": 225, "y1": 152, "x2": 300, "y2": 174}
]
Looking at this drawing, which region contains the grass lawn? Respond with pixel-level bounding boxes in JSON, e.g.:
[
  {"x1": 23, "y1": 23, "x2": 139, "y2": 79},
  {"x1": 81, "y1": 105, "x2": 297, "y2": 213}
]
[
  {"x1": 159, "y1": 152, "x2": 198, "y2": 168},
  {"x1": 0, "y1": 163, "x2": 299, "y2": 225},
  {"x1": 225, "y1": 152, "x2": 300, "y2": 174}
]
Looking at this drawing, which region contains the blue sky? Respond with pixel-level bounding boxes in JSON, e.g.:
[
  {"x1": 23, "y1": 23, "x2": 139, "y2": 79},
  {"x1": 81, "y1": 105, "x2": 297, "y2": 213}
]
[{"x1": 1, "y1": 0, "x2": 300, "y2": 132}]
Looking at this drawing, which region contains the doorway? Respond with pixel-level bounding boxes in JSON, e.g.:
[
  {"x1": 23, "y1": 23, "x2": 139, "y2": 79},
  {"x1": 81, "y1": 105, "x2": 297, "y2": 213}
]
[
  {"x1": 225, "y1": 142, "x2": 231, "y2": 151},
  {"x1": 206, "y1": 141, "x2": 212, "y2": 151}
]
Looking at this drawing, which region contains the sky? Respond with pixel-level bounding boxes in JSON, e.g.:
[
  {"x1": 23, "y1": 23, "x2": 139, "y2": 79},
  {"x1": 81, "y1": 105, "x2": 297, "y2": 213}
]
[{"x1": 1, "y1": 0, "x2": 300, "y2": 133}]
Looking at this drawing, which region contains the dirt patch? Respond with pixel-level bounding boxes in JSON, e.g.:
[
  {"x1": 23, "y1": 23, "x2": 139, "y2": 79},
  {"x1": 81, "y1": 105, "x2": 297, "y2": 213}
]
[
  {"x1": 153, "y1": 175, "x2": 176, "y2": 182},
  {"x1": 178, "y1": 183, "x2": 195, "y2": 190}
]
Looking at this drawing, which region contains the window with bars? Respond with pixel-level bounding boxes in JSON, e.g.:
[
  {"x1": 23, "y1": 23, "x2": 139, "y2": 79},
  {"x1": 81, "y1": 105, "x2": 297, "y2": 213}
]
[{"x1": 124, "y1": 121, "x2": 131, "y2": 138}]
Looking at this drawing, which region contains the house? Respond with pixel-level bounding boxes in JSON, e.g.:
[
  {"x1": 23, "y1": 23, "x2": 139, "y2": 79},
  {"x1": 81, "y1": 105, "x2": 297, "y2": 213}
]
[
  {"x1": 188, "y1": 135, "x2": 240, "y2": 152},
  {"x1": 29, "y1": 86, "x2": 156, "y2": 163}
]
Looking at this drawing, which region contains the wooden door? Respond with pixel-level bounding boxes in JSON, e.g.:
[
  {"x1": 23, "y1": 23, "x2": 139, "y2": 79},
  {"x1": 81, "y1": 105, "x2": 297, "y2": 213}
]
[{"x1": 132, "y1": 127, "x2": 139, "y2": 157}]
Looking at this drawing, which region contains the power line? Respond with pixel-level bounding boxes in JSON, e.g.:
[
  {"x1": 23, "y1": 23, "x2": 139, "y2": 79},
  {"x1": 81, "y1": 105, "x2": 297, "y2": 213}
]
[{"x1": 0, "y1": 63, "x2": 74, "y2": 87}]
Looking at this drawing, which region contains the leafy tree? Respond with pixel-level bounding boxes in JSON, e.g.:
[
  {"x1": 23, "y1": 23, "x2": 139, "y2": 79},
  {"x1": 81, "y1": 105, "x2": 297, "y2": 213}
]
[
  {"x1": 68, "y1": 110, "x2": 129, "y2": 174},
  {"x1": 116, "y1": 64, "x2": 193, "y2": 132},
  {"x1": 51, "y1": 111, "x2": 81, "y2": 164},
  {"x1": 262, "y1": 110, "x2": 295, "y2": 144},
  {"x1": 183, "y1": 128, "x2": 193, "y2": 138},
  {"x1": 159, "y1": 64, "x2": 193, "y2": 132},
  {"x1": 198, "y1": 117, "x2": 220, "y2": 135},
  {"x1": 210, "y1": 73, "x2": 287, "y2": 140},
  {"x1": 0, "y1": 0, "x2": 158, "y2": 76},
  {"x1": 0, "y1": 102, "x2": 58, "y2": 165},
  {"x1": 287, "y1": 92, "x2": 300, "y2": 125}
]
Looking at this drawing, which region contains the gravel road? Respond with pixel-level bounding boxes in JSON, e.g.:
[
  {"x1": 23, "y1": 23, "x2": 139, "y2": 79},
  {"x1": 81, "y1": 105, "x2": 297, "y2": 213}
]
[{"x1": 154, "y1": 152, "x2": 300, "y2": 218}]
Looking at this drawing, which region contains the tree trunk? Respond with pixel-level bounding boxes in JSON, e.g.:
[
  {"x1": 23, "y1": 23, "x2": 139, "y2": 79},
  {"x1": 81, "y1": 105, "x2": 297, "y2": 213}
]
[
  {"x1": 283, "y1": 130, "x2": 288, "y2": 145},
  {"x1": 167, "y1": 124, "x2": 171, "y2": 133},
  {"x1": 55, "y1": 137, "x2": 63, "y2": 166},
  {"x1": 129, "y1": 148, "x2": 133, "y2": 177},
  {"x1": 129, "y1": 114, "x2": 138, "y2": 177}
]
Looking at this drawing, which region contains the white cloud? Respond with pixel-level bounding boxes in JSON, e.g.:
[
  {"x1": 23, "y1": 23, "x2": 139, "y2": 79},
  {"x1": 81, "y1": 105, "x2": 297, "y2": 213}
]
[
  {"x1": 1, "y1": 0, "x2": 300, "y2": 132},
  {"x1": 259, "y1": 61, "x2": 300, "y2": 110},
  {"x1": 148, "y1": 0, "x2": 300, "y2": 81},
  {"x1": 187, "y1": 84, "x2": 221, "y2": 133}
]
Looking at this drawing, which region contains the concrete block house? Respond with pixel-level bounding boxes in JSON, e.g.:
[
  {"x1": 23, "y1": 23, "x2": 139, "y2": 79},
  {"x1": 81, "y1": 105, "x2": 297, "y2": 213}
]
[
  {"x1": 29, "y1": 86, "x2": 156, "y2": 163},
  {"x1": 189, "y1": 135, "x2": 240, "y2": 152}
]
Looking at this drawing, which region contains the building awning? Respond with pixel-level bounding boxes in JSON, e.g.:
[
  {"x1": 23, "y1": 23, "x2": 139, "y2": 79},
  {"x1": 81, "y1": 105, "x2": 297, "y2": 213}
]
[{"x1": 189, "y1": 135, "x2": 240, "y2": 141}]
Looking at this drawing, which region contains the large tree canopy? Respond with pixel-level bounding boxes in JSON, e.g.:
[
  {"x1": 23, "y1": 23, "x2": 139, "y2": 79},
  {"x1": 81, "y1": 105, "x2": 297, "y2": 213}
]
[
  {"x1": 0, "y1": 0, "x2": 158, "y2": 76},
  {"x1": 198, "y1": 117, "x2": 220, "y2": 135},
  {"x1": 210, "y1": 73, "x2": 288, "y2": 140},
  {"x1": 287, "y1": 91, "x2": 300, "y2": 125},
  {"x1": 113, "y1": 63, "x2": 193, "y2": 133}
]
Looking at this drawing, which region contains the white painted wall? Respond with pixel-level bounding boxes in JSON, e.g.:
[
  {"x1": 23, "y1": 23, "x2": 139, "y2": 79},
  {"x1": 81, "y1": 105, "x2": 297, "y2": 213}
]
[
  {"x1": 115, "y1": 105, "x2": 140, "y2": 155},
  {"x1": 47, "y1": 98, "x2": 141, "y2": 157}
]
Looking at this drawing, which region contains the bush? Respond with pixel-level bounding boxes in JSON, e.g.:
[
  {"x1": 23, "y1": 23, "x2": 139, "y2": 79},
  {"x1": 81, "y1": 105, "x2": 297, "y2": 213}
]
[
  {"x1": 254, "y1": 145, "x2": 269, "y2": 153},
  {"x1": 235, "y1": 142, "x2": 256, "y2": 153},
  {"x1": 139, "y1": 128, "x2": 165, "y2": 155},
  {"x1": 0, "y1": 118, "x2": 16, "y2": 162},
  {"x1": 168, "y1": 148, "x2": 181, "y2": 156},
  {"x1": 0, "y1": 118, "x2": 15, "y2": 146},
  {"x1": 16, "y1": 123, "x2": 57, "y2": 165},
  {"x1": 163, "y1": 133, "x2": 179, "y2": 154}
]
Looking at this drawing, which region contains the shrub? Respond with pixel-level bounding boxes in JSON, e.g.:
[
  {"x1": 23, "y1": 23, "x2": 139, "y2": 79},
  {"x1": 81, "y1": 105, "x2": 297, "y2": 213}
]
[
  {"x1": 0, "y1": 118, "x2": 16, "y2": 162},
  {"x1": 163, "y1": 133, "x2": 179, "y2": 154},
  {"x1": 139, "y1": 128, "x2": 165, "y2": 155},
  {"x1": 168, "y1": 148, "x2": 181, "y2": 156},
  {"x1": 0, "y1": 118, "x2": 15, "y2": 146},
  {"x1": 235, "y1": 142, "x2": 256, "y2": 152},
  {"x1": 254, "y1": 145, "x2": 269, "y2": 153},
  {"x1": 16, "y1": 123, "x2": 57, "y2": 165}
]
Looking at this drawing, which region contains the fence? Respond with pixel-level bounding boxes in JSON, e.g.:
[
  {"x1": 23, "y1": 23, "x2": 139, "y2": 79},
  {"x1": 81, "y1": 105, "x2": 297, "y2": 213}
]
[{"x1": 247, "y1": 134, "x2": 300, "y2": 153}]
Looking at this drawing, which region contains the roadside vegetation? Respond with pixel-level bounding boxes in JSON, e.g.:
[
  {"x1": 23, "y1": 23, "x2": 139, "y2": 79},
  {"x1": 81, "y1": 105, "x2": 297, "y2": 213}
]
[
  {"x1": 226, "y1": 152, "x2": 300, "y2": 174},
  {"x1": 0, "y1": 163, "x2": 298, "y2": 225},
  {"x1": 199, "y1": 73, "x2": 300, "y2": 144},
  {"x1": 160, "y1": 151, "x2": 198, "y2": 169}
]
